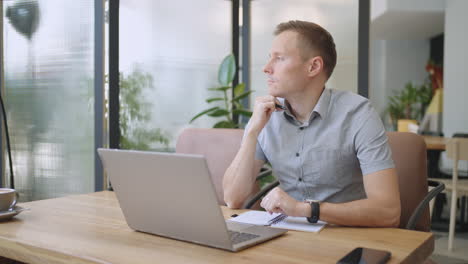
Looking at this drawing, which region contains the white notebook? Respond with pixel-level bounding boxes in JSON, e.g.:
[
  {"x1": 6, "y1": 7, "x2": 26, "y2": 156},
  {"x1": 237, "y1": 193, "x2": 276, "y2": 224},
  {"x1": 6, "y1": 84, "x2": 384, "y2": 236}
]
[{"x1": 228, "y1": 211, "x2": 326, "y2": 233}]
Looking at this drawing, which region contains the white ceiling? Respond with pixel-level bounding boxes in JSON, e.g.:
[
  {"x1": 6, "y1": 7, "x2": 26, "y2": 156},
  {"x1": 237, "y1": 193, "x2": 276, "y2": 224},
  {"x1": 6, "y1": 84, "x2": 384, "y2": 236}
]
[{"x1": 371, "y1": 10, "x2": 445, "y2": 40}]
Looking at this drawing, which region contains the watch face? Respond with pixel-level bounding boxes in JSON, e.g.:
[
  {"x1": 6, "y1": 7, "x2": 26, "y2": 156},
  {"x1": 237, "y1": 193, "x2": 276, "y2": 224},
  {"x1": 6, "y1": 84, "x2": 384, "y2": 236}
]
[{"x1": 307, "y1": 201, "x2": 320, "y2": 223}]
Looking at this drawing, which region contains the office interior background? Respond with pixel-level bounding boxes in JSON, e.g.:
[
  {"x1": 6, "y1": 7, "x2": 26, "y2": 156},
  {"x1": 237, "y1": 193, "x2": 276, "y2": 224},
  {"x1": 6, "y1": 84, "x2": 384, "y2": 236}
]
[
  {"x1": 1, "y1": 0, "x2": 468, "y2": 261},
  {"x1": 1, "y1": 0, "x2": 468, "y2": 259}
]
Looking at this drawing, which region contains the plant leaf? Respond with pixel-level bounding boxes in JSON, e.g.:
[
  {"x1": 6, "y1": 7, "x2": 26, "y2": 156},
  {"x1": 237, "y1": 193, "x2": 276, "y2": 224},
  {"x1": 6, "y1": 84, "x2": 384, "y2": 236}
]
[
  {"x1": 213, "y1": 121, "x2": 236, "y2": 128},
  {"x1": 232, "y1": 90, "x2": 253, "y2": 102},
  {"x1": 206, "y1": 97, "x2": 224, "y2": 103},
  {"x1": 233, "y1": 101, "x2": 243, "y2": 109},
  {"x1": 208, "y1": 86, "x2": 231, "y2": 91},
  {"x1": 207, "y1": 109, "x2": 230, "y2": 117},
  {"x1": 189, "y1": 107, "x2": 219, "y2": 123},
  {"x1": 218, "y1": 54, "x2": 236, "y2": 86},
  {"x1": 233, "y1": 109, "x2": 252, "y2": 117},
  {"x1": 233, "y1": 83, "x2": 245, "y2": 97}
]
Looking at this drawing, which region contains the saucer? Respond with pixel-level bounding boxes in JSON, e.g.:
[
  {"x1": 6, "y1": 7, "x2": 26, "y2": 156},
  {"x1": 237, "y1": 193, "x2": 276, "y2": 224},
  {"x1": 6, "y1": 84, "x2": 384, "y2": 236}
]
[{"x1": 0, "y1": 206, "x2": 27, "y2": 221}]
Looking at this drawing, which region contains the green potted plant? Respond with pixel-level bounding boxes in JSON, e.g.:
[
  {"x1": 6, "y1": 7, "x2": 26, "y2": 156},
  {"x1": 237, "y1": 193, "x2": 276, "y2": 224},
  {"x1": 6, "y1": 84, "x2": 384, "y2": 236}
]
[
  {"x1": 386, "y1": 82, "x2": 432, "y2": 131},
  {"x1": 104, "y1": 67, "x2": 170, "y2": 151},
  {"x1": 118, "y1": 68, "x2": 169, "y2": 150},
  {"x1": 190, "y1": 54, "x2": 253, "y2": 128}
]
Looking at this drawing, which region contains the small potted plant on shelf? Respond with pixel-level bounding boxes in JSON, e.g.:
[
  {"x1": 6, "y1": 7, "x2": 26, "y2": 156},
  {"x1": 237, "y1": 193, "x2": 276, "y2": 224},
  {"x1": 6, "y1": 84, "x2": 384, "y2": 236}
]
[{"x1": 386, "y1": 82, "x2": 432, "y2": 132}]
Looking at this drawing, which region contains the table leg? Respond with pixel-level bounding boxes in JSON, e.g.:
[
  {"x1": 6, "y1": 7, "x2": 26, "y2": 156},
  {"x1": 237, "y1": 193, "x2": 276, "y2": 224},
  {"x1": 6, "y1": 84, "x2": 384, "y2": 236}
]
[{"x1": 427, "y1": 150, "x2": 442, "y2": 178}]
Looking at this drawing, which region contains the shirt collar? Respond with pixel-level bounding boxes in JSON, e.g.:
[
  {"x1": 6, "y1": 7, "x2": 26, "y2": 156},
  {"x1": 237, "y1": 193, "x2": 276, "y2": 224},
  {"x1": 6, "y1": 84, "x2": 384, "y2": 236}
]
[
  {"x1": 282, "y1": 88, "x2": 331, "y2": 126},
  {"x1": 312, "y1": 88, "x2": 331, "y2": 121}
]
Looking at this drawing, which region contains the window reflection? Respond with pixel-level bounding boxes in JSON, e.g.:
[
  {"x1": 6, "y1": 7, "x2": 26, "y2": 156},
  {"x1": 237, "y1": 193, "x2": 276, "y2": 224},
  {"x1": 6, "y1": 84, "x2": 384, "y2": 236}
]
[
  {"x1": 119, "y1": 0, "x2": 231, "y2": 150},
  {"x1": 3, "y1": 0, "x2": 95, "y2": 201}
]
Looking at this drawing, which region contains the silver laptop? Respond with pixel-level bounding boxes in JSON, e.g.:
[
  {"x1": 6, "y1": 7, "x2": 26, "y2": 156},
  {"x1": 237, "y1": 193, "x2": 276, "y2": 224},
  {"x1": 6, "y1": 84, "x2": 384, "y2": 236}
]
[{"x1": 97, "y1": 148, "x2": 287, "y2": 252}]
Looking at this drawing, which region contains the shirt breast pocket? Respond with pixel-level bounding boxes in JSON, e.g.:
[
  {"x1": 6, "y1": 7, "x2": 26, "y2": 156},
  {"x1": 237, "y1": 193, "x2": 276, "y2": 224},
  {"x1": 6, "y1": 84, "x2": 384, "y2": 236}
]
[{"x1": 303, "y1": 147, "x2": 355, "y2": 187}]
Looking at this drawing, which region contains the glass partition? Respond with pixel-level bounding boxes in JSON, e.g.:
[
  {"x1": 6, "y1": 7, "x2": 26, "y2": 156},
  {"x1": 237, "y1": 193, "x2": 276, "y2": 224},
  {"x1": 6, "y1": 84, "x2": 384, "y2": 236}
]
[
  {"x1": 119, "y1": 0, "x2": 231, "y2": 151},
  {"x1": 3, "y1": 0, "x2": 96, "y2": 201}
]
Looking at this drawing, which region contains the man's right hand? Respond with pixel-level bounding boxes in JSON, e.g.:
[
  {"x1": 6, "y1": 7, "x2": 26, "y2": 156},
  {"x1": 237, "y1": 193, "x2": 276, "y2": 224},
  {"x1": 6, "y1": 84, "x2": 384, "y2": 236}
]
[{"x1": 248, "y1": 96, "x2": 283, "y2": 135}]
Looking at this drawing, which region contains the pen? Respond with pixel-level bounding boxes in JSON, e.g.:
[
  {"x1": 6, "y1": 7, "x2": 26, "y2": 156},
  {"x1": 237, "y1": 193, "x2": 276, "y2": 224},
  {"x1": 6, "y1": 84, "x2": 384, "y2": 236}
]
[
  {"x1": 275, "y1": 103, "x2": 286, "y2": 110},
  {"x1": 267, "y1": 213, "x2": 288, "y2": 225}
]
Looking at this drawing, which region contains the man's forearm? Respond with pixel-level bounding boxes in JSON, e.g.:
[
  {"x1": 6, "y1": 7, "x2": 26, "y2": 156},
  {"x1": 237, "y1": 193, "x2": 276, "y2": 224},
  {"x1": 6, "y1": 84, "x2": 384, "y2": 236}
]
[
  {"x1": 321, "y1": 199, "x2": 400, "y2": 227},
  {"x1": 295, "y1": 199, "x2": 400, "y2": 227},
  {"x1": 223, "y1": 130, "x2": 261, "y2": 208}
]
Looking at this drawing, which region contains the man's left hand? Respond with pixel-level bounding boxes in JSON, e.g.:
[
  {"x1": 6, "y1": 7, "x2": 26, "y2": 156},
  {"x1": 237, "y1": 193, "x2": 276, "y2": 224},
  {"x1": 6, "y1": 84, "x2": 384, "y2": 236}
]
[{"x1": 260, "y1": 187, "x2": 300, "y2": 216}]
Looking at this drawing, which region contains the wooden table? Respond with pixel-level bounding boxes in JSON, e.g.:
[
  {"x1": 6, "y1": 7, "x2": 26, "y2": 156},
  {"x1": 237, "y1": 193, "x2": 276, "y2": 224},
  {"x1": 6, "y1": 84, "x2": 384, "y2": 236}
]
[
  {"x1": 0, "y1": 191, "x2": 433, "y2": 264},
  {"x1": 423, "y1": 135, "x2": 448, "y2": 151},
  {"x1": 422, "y1": 135, "x2": 468, "y2": 231},
  {"x1": 423, "y1": 135, "x2": 448, "y2": 180}
]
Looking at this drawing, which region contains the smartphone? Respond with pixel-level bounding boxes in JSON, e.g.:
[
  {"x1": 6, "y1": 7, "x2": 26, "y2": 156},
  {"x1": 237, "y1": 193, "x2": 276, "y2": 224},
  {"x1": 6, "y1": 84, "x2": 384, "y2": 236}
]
[{"x1": 337, "y1": 247, "x2": 391, "y2": 264}]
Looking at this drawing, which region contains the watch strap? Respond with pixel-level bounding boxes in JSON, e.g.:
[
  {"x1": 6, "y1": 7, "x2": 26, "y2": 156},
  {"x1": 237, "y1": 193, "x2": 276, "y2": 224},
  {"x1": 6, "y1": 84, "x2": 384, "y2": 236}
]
[{"x1": 307, "y1": 201, "x2": 320, "y2": 223}]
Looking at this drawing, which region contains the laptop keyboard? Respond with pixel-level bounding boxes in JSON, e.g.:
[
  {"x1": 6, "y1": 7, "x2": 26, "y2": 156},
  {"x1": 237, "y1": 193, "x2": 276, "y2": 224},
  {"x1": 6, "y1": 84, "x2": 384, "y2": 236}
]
[{"x1": 228, "y1": 230, "x2": 260, "y2": 244}]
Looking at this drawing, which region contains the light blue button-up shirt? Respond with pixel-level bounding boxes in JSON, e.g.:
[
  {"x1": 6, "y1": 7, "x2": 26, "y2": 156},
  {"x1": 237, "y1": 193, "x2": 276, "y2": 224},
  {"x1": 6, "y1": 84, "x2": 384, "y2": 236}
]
[{"x1": 249, "y1": 88, "x2": 394, "y2": 203}]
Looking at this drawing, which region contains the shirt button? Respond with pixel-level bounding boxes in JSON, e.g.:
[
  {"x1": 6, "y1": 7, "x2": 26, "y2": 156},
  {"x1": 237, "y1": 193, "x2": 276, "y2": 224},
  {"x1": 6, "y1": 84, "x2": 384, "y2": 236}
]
[
  {"x1": 296, "y1": 153, "x2": 300, "y2": 157},
  {"x1": 298, "y1": 178, "x2": 303, "y2": 181},
  {"x1": 299, "y1": 127, "x2": 304, "y2": 130}
]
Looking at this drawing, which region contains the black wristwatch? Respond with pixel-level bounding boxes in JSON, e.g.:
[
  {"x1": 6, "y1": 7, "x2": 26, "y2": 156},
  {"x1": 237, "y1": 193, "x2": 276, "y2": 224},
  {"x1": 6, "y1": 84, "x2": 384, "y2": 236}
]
[{"x1": 306, "y1": 200, "x2": 320, "y2": 223}]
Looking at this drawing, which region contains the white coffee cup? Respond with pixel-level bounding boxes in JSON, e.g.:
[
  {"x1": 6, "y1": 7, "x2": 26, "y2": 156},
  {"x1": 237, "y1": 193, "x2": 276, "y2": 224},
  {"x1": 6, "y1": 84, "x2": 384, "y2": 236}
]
[{"x1": 0, "y1": 188, "x2": 17, "y2": 212}]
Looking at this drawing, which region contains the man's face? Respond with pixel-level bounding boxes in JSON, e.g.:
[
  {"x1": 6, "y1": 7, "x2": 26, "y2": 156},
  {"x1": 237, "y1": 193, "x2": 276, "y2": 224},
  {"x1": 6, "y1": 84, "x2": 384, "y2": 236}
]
[{"x1": 263, "y1": 31, "x2": 310, "y2": 98}]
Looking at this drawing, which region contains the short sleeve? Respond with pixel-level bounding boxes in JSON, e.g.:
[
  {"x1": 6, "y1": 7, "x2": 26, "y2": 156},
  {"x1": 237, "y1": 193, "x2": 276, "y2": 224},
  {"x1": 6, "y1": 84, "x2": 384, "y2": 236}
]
[{"x1": 354, "y1": 107, "x2": 395, "y2": 175}]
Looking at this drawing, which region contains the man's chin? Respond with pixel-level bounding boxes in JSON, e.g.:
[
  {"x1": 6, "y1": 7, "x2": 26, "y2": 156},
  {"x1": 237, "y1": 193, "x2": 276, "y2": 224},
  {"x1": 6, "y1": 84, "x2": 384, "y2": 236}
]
[{"x1": 268, "y1": 88, "x2": 283, "y2": 98}]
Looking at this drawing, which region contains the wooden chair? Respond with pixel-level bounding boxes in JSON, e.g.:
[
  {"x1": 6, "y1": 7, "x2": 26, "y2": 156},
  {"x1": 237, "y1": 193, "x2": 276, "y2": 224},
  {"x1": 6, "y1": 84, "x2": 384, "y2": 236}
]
[
  {"x1": 384, "y1": 133, "x2": 444, "y2": 264},
  {"x1": 429, "y1": 138, "x2": 468, "y2": 251},
  {"x1": 387, "y1": 132, "x2": 444, "y2": 231},
  {"x1": 175, "y1": 128, "x2": 273, "y2": 209}
]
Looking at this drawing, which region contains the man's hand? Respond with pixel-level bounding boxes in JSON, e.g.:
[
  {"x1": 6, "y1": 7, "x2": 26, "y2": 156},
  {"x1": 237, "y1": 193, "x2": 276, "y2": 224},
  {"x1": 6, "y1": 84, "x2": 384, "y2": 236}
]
[
  {"x1": 248, "y1": 96, "x2": 283, "y2": 135},
  {"x1": 260, "y1": 187, "x2": 301, "y2": 216}
]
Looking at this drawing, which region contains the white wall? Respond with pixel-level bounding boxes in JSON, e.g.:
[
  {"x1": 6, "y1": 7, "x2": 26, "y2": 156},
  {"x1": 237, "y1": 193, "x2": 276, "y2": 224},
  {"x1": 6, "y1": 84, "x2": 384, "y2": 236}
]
[
  {"x1": 371, "y1": 0, "x2": 387, "y2": 20},
  {"x1": 371, "y1": 0, "x2": 445, "y2": 40},
  {"x1": 369, "y1": 39, "x2": 430, "y2": 121},
  {"x1": 372, "y1": 0, "x2": 444, "y2": 20},
  {"x1": 443, "y1": 0, "x2": 468, "y2": 137},
  {"x1": 387, "y1": 0, "x2": 445, "y2": 11}
]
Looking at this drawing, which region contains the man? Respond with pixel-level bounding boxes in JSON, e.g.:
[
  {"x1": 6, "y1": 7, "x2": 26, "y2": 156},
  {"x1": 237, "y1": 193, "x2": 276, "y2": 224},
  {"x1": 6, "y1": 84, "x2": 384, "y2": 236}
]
[{"x1": 223, "y1": 20, "x2": 401, "y2": 227}]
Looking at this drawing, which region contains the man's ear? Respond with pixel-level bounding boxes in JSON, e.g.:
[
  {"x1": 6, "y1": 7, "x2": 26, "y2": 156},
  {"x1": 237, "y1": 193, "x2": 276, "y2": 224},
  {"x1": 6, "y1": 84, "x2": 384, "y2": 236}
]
[{"x1": 307, "y1": 56, "x2": 323, "y2": 77}]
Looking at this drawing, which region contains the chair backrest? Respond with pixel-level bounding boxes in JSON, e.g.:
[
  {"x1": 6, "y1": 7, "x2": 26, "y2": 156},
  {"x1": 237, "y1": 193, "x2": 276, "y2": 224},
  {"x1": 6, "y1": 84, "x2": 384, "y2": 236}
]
[
  {"x1": 175, "y1": 128, "x2": 244, "y2": 205},
  {"x1": 387, "y1": 132, "x2": 430, "y2": 231},
  {"x1": 438, "y1": 133, "x2": 468, "y2": 177},
  {"x1": 446, "y1": 138, "x2": 468, "y2": 181},
  {"x1": 452, "y1": 133, "x2": 468, "y2": 138},
  {"x1": 446, "y1": 138, "x2": 468, "y2": 161}
]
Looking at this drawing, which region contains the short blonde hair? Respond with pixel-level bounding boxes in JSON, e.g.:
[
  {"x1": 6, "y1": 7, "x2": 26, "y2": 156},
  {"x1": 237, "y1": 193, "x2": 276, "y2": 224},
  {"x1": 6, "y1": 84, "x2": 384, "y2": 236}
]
[{"x1": 275, "y1": 20, "x2": 337, "y2": 79}]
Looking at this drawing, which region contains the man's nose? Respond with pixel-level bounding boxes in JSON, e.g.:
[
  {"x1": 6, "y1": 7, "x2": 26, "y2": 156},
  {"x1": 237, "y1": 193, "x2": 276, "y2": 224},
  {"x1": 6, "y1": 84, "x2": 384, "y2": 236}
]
[{"x1": 263, "y1": 61, "x2": 273, "y2": 74}]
